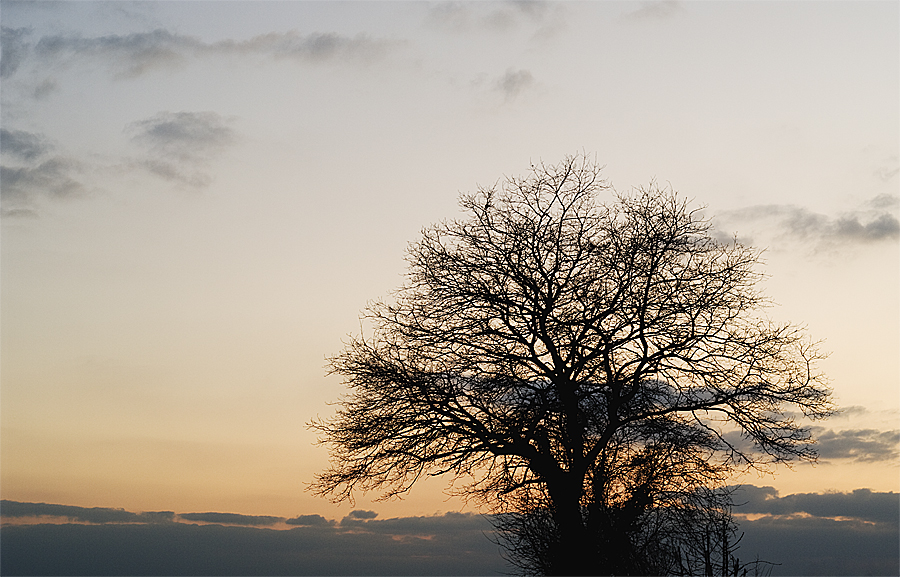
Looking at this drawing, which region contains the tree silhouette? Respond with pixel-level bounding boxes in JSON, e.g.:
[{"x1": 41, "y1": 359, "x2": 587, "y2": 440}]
[{"x1": 310, "y1": 155, "x2": 832, "y2": 575}]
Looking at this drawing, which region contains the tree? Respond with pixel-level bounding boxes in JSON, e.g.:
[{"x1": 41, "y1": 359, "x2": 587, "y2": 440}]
[{"x1": 310, "y1": 155, "x2": 832, "y2": 575}]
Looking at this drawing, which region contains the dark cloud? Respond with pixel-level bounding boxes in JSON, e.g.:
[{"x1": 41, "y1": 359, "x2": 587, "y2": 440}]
[
  {"x1": 715, "y1": 199, "x2": 900, "y2": 246},
  {"x1": 347, "y1": 509, "x2": 378, "y2": 520},
  {"x1": 0, "y1": 510, "x2": 505, "y2": 576},
  {"x1": 812, "y1": 427, "x2": 900, "y2": 463},
  {"x1": 179, "y1": 512, "x2": 283, "y2": 526},
  {"x1": 1, "y1": 26, "x2": 31, "y2": 78},
  {"x1": 737, "y1": 513, "x2": 898, "y2": 576},
  {"x1": 623, "y1": 1, "x2": 685, "y2": 21},
  {"x1": 1, "y1": 157, "x2": 84, "y2": 214},
  {"x1": 1, "y1": 128, "x2": 51, "y2": 161},
  {"x1": 1, "y1": 496, "x2": 896, "y2": 576},
  {"x1": 285, "y1": 514, "x2": 333, "y2": 526},
  {"x1": 731, "y1": 486, "x2": 898, "y2": 525},
  {"x1": 727, "y1": 486, "x2": 900, "y2": 574},
  {"x1": 8, "y1": 29, "x2": 398, "y2": 80},
  {"x1": 0, "y1": 500, "x2": 174, "y2": 524},
  {"x1": 832, "y1": 212, "x2": 900, "y2": 241},
  {"x1": 495, "y1": 68, "x2": 534, "y2": 101},
  {"x1": 126, "y1": 111, "x2": 235, "y2": 187}
]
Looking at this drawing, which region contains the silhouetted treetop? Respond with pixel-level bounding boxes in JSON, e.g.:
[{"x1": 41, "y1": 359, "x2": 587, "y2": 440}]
[{"x1": 311, "y1": 155, "x2": 832, "y2": 575}]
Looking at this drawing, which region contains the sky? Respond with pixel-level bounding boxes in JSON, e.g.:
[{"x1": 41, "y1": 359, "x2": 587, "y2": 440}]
[{"x1": 1, "y1": 1, "x2": 898, "y2": 574}]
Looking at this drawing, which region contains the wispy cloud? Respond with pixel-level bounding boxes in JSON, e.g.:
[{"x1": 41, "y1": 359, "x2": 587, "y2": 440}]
[
  {"x1": 1, "y1": 128, "x2": 51, "y2": 161},
  {"x1": 812, "y1": 428, "x2": 900, "y2": 463},
  {"x1": 623, "y1": 1, "x2": 685, "y2": 22},
  {"x1": 34, "y1": 28, "x2": 193, "y2": 78},
  {"x1": 495, "y1": 68, "x2": 535, "y2": 101},
  {"x1": 713, "y1": 197, "x2": 900, "y2": 247},
  {"x1": 427, "y1": 1, "x2": 551, "y2": 32},
  {"x1": 426, "y1": 1, "x2": 564, "y2": 40},
  {"x1": 5, "y1": 27, "x2": 400, "y2": 80},
  {"x1": 126, "y1": 111, "x2": 236, "y2": 187},
  {"x1": 0, "y1": 139, "x2": 85, "y2": 217},
  {"x1": 1, "y1": 26, "x2": 31, "y2": 78}
]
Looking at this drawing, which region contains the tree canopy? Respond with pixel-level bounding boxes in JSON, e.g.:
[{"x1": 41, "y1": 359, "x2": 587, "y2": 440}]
[{"x1": 311, "y1": 156, "x2": 832, "y2": 575}]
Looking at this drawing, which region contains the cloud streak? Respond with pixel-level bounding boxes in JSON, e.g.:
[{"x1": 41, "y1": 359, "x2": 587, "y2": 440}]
[
  {"x1": 4, "y1": 27, "x2": 400, "y2": 80},
  {"x1": 179, "y1": 512, "x2": 282, "y2": 527},
  {"x1": 714, "y1": 198, "x2": 900, "y2": 247}
]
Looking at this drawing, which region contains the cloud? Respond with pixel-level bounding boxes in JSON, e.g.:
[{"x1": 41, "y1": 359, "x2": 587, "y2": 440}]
[
  {"x1": 1, "y1": 496, "x2": 896, "y2": 576},
  {"x1": 812, "y1": 427, "x2": 900, "y2": 463},
  {"x1": 285, "y1": 514, "x2": 333, "y2": 526},
  {"x1": 346, "y1": 509, "x2": 378, "y2": 520},
  {"x1": 1, "y1": 26, "x2": 31, "y2": 78},
  {"x1": 0, "y1": 507, "x2": 505, "y2": 576},
  {"x1": 726, "y1": 485, "x2": 899, "y2": 574},
  {"x1": 35, "y1": 28, "x2": 194, "y2": 78},
  {"x1": 31, "y1": 77, "x2": 58, "y2": 99},
  {"x1": 495, "y1": 68, "x2": 535, "y2": 101},
  {"x1": 179, "y1": 512, "x2": 283, "y2": 526},
  {"x1": 623, "y1": 1, "x2": 685, "y2": 21},
  {"x1": 731, "y1": 486, "x2": 899, "y2": 525},
  {"x1": 1, "y1": 128, "x2": 51, "y2": 161},
  {"x1": 217, "y1": 31, "x2": 398, "y2": 64},
  {"x1": 714, "y1": 199, "x2": 900, "y2": 246},
  {"x1": 1, "y1": 157, "x2": 85, "y2": 215},
  {"x1": 0, "y1": 127, "x2": 87, "y2": 215},
  {"x1": 426, "y1": 1, "x2": 564, "y2": 40},
  {"x1": 7, "y1": 28, "x2": 399, "y2": 80},
  {"x1": 126, "y1": 111, "x2": 236, "y2": 187},
  {"x1": 0, "y1": 501, "x2": 174, "y2": 524},
  {"x1": 127, "y1": 111, "x2": 234, "y2": 162},
  {"x1": 874, "y1": 155, "x2": 899, "y2": 182},
  {"x1": 737, "y1": 514, "x2": 898, "y2": 576}
]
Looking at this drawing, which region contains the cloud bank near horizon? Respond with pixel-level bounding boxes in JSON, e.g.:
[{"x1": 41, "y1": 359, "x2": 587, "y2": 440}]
[{"x1": 2, "y1": 486, "x2": 897, "y2": 576}]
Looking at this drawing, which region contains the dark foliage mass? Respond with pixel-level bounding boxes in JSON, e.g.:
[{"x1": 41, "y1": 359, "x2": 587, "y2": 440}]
[{"x1": 312, "y1": 156, "x2": 833, "y2": 575}]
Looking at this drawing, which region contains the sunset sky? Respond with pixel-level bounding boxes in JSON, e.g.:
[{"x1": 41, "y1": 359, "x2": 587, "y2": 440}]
[{"x1": 1, "y1": 1, "x2": 898, "y2": 573}]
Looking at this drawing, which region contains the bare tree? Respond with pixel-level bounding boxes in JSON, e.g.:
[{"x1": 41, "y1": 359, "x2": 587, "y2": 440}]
[{"x1": 310, "y1": 155, "x2": 832, "y2": 575}]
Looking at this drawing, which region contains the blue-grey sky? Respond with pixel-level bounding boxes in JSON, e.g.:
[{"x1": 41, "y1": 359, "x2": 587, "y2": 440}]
[{"x1": 1, "y1": 0, "x2": 897, "y2": 532}]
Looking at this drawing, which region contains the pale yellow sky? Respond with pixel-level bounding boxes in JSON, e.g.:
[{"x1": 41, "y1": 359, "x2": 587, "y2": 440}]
[{"x1": 1, "y1": 1, "x2": 897, "y2": 519}]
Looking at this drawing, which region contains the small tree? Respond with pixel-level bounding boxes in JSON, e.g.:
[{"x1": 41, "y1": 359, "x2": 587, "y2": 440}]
[{"x1": 311, "y1": 155, "x2": 832, "y2": 575}]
